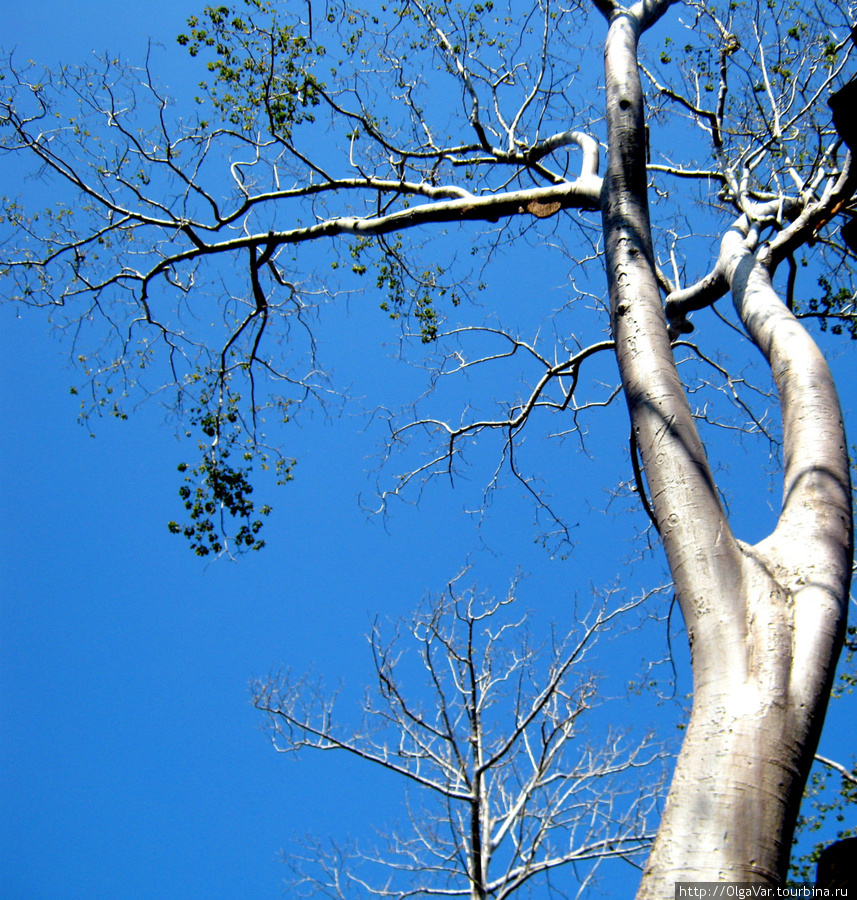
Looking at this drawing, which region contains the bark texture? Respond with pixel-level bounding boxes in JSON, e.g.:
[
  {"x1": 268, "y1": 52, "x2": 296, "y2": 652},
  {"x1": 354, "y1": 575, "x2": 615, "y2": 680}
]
[
  {"x1": 638, "y1": 232, "x2": 851, "y2": 894},
  {"x1": 595, "y1": 3, "x2": 853, "y2": 895}
]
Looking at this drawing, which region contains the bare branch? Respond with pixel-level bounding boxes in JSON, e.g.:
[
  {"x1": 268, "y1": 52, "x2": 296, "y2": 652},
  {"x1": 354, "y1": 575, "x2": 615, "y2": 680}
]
[{"x1": 254, "y1": 579, "x2": 666, "y2": 898}]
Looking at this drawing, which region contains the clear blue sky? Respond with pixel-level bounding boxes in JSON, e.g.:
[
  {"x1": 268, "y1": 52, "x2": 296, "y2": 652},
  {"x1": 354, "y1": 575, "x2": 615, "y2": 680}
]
[{"x1": 2, "y1": 3, "x2": 855, "y2": 899}]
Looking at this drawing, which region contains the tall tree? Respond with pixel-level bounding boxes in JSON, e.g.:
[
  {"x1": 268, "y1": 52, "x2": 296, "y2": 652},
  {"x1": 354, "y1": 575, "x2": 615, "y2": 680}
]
[{"x1": 2, "y1": 0, "x2": 855, "y2": 894}]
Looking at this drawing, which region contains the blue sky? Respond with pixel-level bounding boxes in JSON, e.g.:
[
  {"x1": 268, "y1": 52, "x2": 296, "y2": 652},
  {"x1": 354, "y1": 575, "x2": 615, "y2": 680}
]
[{"x1": 2, "y1": 2, "x2": 856, "y2": 898}]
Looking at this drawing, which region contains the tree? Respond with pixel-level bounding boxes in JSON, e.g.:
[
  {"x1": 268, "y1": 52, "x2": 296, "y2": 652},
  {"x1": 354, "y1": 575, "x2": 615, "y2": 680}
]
[
  {"x1": 253, "y1": 575, "x2": 666, "y2": 898},
  {"x1": 1, "y1": 0, "x2": 855, "y2": 894}
]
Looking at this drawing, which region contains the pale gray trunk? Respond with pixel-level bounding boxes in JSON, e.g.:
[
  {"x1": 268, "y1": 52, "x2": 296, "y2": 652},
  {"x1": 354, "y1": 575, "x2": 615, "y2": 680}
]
[
  {"x1": 596, "y1": 3, "x2": 852, "y2": 895},
  {"x1": 638, "y1": 230, "x2": 851, "y2": 894}
]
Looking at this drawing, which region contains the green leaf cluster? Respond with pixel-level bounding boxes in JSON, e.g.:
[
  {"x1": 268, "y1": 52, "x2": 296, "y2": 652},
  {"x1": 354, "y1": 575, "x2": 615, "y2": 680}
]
[
  {"x1": 797, "y1": 275, "x2": 857, "y2": 339},
  {"x1": 177, "y1": 0, "x2": 325, "y2": 139},
  {"x1": 167, "y1": 387, "x2": 291, "y2": 556},
  {"x1": 347, "y1": 234, "x2": 455, "y2": 342}
]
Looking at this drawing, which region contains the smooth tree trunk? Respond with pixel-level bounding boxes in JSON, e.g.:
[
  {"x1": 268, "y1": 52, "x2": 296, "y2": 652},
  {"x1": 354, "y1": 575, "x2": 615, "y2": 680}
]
[{"x1": 595, "y1": 1, "x2": 853, "y2": 894}]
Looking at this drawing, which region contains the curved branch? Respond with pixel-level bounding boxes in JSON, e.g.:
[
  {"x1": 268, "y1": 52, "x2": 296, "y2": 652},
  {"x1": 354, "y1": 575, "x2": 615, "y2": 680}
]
[
  {"x1": 814, "y1": 754, "x2": 857, "y2": 787},
  {"x1": 138, "y1": 178, "x2": 603, "y2": 292}
]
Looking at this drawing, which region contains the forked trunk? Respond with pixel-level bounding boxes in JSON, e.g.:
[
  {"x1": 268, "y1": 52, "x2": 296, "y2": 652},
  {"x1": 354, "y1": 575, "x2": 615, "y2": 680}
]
[
  {"x1": 596, "y1": 3, "x2": 853, "y2": 894},
  {"x1": 638, "y1": 241, "x2": 851, "y2": 894}
]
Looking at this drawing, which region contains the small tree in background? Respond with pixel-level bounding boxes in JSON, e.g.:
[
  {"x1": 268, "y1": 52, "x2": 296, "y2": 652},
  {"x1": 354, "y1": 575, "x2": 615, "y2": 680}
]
[{"x1": 254, "y1": 576, "x2": 666, "y2": 898}]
